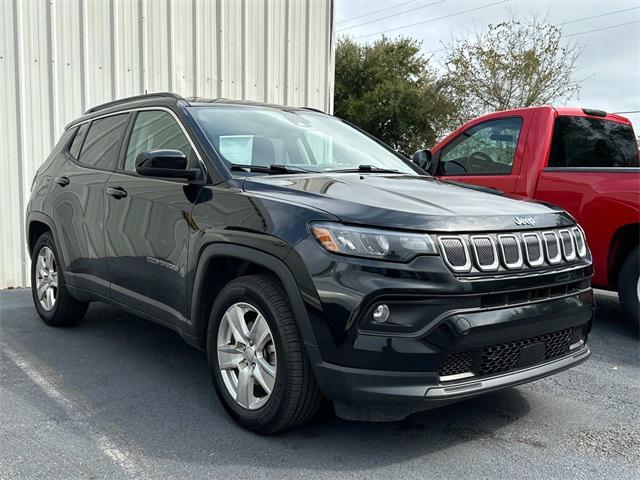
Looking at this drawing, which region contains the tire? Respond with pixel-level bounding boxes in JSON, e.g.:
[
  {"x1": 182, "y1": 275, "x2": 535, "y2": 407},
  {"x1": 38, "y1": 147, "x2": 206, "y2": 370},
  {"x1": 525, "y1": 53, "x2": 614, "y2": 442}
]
[
  {"x1": 30, "y1": 231, "x2": 88, "y2": 326},
  {"x1": 207, "y1": 274, "x2": 322, "y2": 433},
  {"x1": 618, "y1": 246, "x2": 639, "y2": 328}
]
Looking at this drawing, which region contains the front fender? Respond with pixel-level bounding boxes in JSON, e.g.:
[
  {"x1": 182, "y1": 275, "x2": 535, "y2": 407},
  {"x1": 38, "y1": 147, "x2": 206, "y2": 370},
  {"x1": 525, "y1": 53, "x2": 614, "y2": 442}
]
[{"x1": 188, "y1": 243, "x2": 322, "y2": 357}]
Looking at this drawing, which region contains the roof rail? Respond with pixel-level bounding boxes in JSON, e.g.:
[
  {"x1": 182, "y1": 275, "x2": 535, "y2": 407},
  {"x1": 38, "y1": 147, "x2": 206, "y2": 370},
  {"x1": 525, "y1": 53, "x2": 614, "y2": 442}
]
[
  {"x1": 301, "y1": 106, "x2": 326, "y2": 114},
  {"x1": 84, "y1": 92, "x2": 185, "y2": 114}
]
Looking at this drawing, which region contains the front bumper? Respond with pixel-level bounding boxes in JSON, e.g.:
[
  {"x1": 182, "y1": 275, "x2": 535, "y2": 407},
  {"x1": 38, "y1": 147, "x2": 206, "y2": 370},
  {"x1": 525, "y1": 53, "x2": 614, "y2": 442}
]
[
  {"x1": 293, "y1": 234, "x2": 594, "y2": 419},
  {"x1": 312, "y1": 344, "x2": 590, "y2": 421}
]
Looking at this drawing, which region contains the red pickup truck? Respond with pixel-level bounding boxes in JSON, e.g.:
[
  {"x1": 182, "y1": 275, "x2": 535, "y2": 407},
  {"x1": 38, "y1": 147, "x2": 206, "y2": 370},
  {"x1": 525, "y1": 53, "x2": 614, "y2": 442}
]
[{"x1": 413, "y1": 106, "x2": 639, "y2": 326}]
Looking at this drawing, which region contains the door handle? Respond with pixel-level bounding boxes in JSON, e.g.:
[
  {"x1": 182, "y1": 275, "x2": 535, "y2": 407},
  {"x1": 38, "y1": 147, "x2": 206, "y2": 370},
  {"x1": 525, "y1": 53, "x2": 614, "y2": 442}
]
[
  {"x1": 106, "y1": 186, "x2": 128, "y2": 199},
  {"x1": 54, "y1": 176, "x2": 70, "y2": 187}
]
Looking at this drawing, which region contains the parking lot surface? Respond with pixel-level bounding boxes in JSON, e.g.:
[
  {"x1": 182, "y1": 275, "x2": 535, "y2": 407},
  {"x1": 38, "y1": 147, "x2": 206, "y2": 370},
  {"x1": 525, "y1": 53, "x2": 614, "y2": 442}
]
[{"x1": 1, "y1": 288, "x2": 638, "y2": 480}]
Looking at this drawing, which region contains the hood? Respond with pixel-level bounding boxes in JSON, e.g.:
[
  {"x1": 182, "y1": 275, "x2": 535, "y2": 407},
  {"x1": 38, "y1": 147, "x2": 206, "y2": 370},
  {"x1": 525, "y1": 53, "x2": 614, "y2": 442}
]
[{"x1": 242, "y1": 173, "x2": 573, "y2": 232}]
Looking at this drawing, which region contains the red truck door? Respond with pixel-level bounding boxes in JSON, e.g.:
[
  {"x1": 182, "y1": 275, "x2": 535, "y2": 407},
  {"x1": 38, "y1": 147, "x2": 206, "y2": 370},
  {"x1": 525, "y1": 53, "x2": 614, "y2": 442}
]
[{"x1": 432, "y1": 111, "x2": 535, "y2": 193}]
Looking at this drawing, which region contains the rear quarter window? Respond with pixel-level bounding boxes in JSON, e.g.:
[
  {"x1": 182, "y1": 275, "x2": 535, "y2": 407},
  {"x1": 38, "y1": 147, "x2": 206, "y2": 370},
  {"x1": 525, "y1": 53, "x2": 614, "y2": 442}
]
[
  {"x1": 77, "y1": 114, "x2": 130, "y2": 170},
  {"x1": 548, "y1": 116, "x2": 639, "y2": 168},
  {"x1": 68, "y1": 123, "x2": 89, "y2": 159}
]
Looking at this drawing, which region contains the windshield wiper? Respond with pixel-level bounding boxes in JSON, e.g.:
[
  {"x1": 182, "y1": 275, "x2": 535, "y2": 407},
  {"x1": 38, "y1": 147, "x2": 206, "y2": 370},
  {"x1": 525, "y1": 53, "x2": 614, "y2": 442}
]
[
  {"x1": 326, "y1": 165, "x2": 400, "y2": 174},
  {"x1": 229, "y1": 163, "x2": 313, "y2": 174}
]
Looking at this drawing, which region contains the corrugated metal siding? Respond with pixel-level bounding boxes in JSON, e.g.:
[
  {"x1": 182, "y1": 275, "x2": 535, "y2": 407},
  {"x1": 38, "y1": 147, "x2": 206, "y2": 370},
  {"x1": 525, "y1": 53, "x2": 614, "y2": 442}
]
[{"x1": 0, "y1": 0, "x2": 335, "y2": 289}]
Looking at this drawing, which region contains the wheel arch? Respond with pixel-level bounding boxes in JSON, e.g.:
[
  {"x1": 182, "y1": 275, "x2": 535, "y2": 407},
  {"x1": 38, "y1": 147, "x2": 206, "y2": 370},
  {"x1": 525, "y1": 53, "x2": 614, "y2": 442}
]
[
  {"x1": 188, "y1": 244, "x2": 319, "y2": 354},
  {"x1": 608, "y1": 222, "x2": 640, "y2": 287},
  {"x1": 26, "y1": 212, "x2": 60, "y2": 260}
]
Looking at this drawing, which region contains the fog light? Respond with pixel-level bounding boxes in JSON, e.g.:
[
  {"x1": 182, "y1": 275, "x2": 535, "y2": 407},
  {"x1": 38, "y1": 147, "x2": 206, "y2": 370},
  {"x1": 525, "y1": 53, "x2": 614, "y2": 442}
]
[{"x1": 372, "y1": 304, "x2": 390, "y2": 323}]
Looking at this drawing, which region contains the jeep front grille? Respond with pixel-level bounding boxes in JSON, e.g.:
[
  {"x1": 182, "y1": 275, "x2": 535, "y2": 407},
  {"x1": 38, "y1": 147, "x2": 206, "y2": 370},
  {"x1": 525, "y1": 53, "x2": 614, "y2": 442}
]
[{"x1": 437, "y1": 228, "x2": 587, "y2": 275}]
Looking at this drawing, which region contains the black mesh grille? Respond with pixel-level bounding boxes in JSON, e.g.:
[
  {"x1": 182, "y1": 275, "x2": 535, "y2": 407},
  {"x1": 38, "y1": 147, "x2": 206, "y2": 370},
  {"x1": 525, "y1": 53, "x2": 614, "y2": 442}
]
[
  {"x1": 437, "y1": 351, "x2": 473, "y2": 377},
  {"x1": 544, "y1": 233, "x2": 559, "y2": 260},
  {"x1": 437, "y1": 328, "x2": 578, "y2": 380},
  {"x1": 524, "y1": 234, "x2": 541, "y2": 263},
  {"x1": 441, "y1": 238, "x2": 467, "y2": 268},
  {"x1": 472, "y1": 237, "x2": 496, "y2": 267},
  {"x1": 500, "y1": 236, "x2": 520, "y2": 265},
  {"x1": 560, "y1": 230, "x2": 575, "y2": 258},
  {"x1": 480, "y1": 328, "x2": 573, "y2": 376}
]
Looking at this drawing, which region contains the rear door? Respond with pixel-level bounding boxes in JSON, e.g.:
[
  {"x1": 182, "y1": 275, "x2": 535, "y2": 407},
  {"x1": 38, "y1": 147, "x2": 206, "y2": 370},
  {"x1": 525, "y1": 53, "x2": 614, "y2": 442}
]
[
  {"x1": 50, "y1": 113, "x2": 130, "y2": 297},
  {"x1": 104, "y1": 109, "x2": 204, "y2": 328},
  {"x1": 434, "y1": 114, "x2": 530, "y2": 193}
]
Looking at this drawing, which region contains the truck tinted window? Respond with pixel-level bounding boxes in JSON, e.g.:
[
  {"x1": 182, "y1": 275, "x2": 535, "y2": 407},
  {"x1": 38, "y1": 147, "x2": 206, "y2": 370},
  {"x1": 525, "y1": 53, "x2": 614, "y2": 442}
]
[
  {"x1": 78, "y1": 114, "x2": 129, "y2": 170},
  {"x1": 548, "y1": 116, "x2": 639, "y2": 168},
  {"x1": 439, "y1": 117, "x2": 522, "y2": 175}
]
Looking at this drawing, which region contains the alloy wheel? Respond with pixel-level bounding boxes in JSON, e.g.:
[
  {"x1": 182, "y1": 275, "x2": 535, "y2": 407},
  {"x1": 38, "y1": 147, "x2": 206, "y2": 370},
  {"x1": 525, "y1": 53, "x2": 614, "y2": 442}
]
[
  {"x1": 217, "y1": 302, "x2": 277, "y2": 410},
  {"x1": 35, "y1": 246, "x2": 58, "y2": 311}
]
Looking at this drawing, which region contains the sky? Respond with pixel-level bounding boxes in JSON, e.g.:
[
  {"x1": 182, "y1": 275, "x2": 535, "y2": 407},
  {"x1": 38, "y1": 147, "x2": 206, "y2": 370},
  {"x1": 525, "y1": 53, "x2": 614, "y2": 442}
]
[{"x1": 334, "y1": 0, "x2": 640, "y2": 134}]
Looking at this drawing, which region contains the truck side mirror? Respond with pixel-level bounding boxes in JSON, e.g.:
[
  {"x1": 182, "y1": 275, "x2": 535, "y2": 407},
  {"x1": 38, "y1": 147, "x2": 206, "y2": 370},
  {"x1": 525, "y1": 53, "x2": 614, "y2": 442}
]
[{"x1": 412, "y1": 149, "x2": 432, "y2": 172}]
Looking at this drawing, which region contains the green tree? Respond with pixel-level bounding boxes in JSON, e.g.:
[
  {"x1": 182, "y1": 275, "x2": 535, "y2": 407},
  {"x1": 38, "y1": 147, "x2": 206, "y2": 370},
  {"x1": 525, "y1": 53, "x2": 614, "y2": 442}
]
[
  {"x1": 443, "y1": 15, "x2": 583, "y2": 121},
  {"x1": 334, "y1": 36, "x2": 456, "y2": 156}
]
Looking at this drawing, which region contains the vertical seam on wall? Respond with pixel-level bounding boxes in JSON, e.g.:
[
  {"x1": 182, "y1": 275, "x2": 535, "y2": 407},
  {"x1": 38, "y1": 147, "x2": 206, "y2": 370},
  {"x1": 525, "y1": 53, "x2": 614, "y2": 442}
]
[
  {"x1": 12, "y1": 0, "x2": 27, "y2": 285},
  {"x1": 109, "y1": 0, "x2": 116, "y2": 98},
  {"x1": 216, "y1": 0, "x2": 222, "y2": 97},
  {"x1": 326, "y1": 0, "x2": 335, "y2": 114},
  {"x1": 283, "y1": 0, "x2": 289, "y2": 105},
  {"x1": 241, "y1": 0, "x2": 246, "y2": 100},
  {"x1": 192, "y1": 0, "x2": 198, "y2": 96},
  {"x1": 304, "y1": 0, "x2": 310, "y2": 107},
  {"x1": 138, "y1": 0, "x2": 146, "y2": 93},
  {"x1": 167, "y1": 0, "x2": 174, "y2": 92},
  {"x1": 263, "y1": 0, "x2": 269, "y2": 102},
  {"x1": 78, "y1": 0, "x2": 87, "y2": 111},
  {"x1": 45, "y1": 0, "x2": 56, "y2": 143}
]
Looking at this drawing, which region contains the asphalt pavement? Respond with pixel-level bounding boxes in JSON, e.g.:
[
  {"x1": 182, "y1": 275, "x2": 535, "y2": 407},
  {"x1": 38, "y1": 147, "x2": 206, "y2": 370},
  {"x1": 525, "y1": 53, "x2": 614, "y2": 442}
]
[{"x1": 1, "y1": 288, "x2": 638, "y2": 480}]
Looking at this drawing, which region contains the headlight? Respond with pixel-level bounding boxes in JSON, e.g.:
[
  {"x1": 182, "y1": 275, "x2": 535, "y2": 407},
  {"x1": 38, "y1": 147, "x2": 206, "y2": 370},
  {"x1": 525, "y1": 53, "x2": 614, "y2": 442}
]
[{"x1": 310, "y1": 222, "x2": 437, "y2": 261}]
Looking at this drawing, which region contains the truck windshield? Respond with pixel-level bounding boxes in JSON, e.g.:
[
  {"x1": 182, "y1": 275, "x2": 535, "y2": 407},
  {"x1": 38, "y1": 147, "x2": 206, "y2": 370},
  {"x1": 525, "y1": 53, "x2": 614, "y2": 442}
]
[
  {"x1": 189, "y1": 106, "x2": 417, "y2": 174},
  {"x1": 549, "y1": 116, "x2": 639, "y2": 168}
]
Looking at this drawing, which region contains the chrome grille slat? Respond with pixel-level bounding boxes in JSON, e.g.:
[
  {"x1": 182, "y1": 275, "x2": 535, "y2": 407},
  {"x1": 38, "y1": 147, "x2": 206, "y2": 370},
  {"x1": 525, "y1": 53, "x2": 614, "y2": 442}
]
[
  {"x1": 559, "y1": 229, "x2": 576, "y2": 261},
  {"x1": 522, "y1": 232, "x2": 544, "y2": 267},
  {"x1": 498, "y1": 234, "x2": 523, "y2": 269},
  {"x1": 438, "y1": 236, "x2": 471, "y2": 272},
  {"x1": 542, "y1": 231, "x2": 562, "y2": 265},
  {"x1": 470, "y1": 235, "x2": 499, "y2": 271},
  {"x1": 572, "y1": 227, "x2": 587, "y2": 257}
]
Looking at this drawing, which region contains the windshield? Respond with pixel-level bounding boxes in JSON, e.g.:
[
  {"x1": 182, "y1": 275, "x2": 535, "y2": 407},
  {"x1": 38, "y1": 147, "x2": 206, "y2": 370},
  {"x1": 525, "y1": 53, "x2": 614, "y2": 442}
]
[{"x1": 189, "y1": 106, "x2": 417, "y2": 174}]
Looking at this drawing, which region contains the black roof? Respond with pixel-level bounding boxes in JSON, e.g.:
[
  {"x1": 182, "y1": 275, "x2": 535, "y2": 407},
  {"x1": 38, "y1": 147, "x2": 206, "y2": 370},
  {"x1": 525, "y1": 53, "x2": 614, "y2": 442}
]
[{"x1": 68, "y1": 92, "x2": 323, "y2": 129}]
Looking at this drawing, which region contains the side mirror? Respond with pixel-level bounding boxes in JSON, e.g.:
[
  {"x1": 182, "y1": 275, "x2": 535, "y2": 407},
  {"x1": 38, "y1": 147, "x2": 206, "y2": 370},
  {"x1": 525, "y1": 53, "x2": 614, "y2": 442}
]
[
  {"x1": 135, "y1": 149, "x2": 201, "y2": 181},
  {"x1": 412, "y1": 149, "x2": 432, "y2": 172}
]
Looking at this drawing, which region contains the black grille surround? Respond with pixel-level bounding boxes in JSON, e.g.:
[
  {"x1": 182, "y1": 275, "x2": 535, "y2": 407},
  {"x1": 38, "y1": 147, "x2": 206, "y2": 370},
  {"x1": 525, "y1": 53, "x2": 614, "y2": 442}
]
[
  {"x1": 438, "y1": 228, "x2": 588, "y2": 275},
  {"x1": 437, "y1": 327, "x2": 585, "y2": 380}
]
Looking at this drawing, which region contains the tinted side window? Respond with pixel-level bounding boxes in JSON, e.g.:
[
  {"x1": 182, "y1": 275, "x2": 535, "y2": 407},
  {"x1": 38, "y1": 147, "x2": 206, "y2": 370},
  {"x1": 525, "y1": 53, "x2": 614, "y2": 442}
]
[
  {"x1": 548, "y1": 116, "x2": 639, "y2": 168},
  {"x1": 78, "y1": 114, "x2": 129, "y2": 170},
  {"x1": 439, "y1": 117, "x2": 523, "y2": 175},
  {"x1": 69, "y1": 123, "x2": 89, "y2": 159},
  {"x1": 124, "y1": 111, "x2": 197, "y2": 172}
]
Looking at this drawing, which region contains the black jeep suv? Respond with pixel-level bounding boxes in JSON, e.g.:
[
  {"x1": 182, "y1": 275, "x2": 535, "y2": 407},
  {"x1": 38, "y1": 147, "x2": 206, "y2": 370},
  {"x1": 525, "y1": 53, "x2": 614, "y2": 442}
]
[{"x1": 27, "y1": 93, "x2": 593, "y2": 433}]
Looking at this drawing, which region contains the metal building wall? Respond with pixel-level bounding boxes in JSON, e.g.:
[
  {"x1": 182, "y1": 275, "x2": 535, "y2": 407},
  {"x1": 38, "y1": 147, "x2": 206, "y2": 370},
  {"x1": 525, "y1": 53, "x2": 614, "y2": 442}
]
[{"x1": 0, "y1": 0, "x2": 335, "y2": 288}]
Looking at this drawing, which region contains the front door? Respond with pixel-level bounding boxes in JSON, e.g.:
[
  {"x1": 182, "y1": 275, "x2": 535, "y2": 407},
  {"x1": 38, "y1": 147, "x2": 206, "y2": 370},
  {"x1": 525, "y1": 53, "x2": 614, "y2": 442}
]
[{"x1": 104, "y1": 109, "x2": 203, "y2": 328}]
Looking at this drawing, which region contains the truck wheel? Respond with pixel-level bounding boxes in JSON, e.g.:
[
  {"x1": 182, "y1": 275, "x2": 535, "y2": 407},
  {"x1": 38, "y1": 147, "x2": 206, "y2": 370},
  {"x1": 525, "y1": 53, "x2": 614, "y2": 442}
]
[
  {"x1": 30, "y1": 232, "x2": 88, "y2": 326},
  {"x1": 207, "y1": 274, "x2": 322, "y2": 433},
  {"x1": 618, "y1": 247, "x2": 639, "y2": 328}
]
